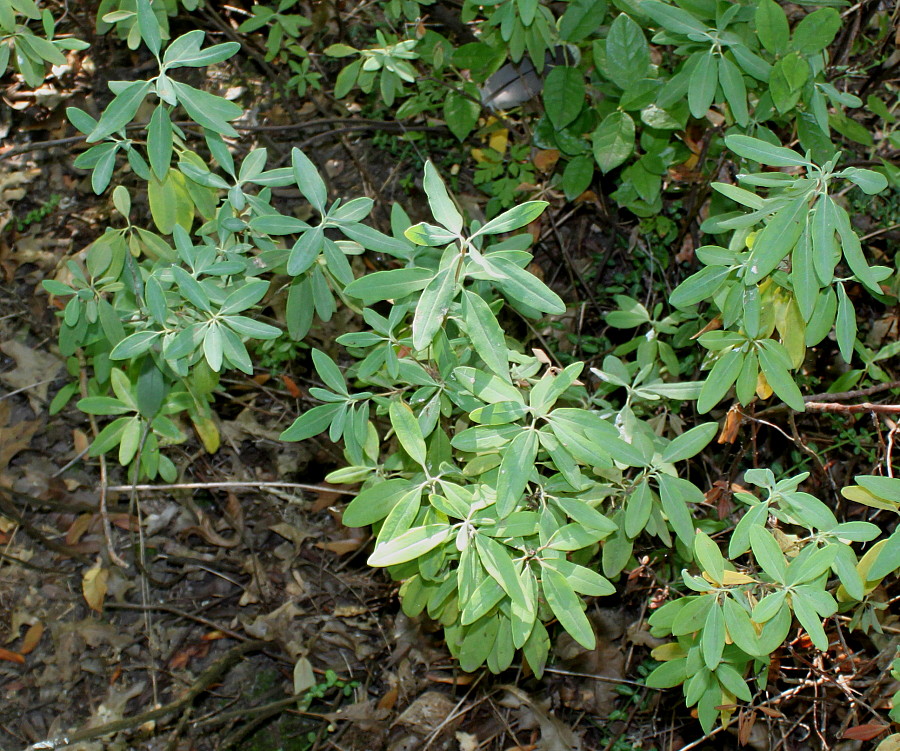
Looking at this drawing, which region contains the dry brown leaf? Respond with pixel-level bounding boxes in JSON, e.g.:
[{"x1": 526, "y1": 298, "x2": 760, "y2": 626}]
[
  {"x1": 717, "y1": 404, "x2": 742, "y2": 444},
  {"x1": 0, "y1": 339, "x2": 63, "y2": 411},
  {"x1": 20, "y1": 622, "x2": 44, "y2": 655},
  {"x1": 316, "y1": 538, "x2": 363, "y2": 555},
  {"x1": 377, "y1": 685, "x2": 399, "y2": 712},
  {"x1": 533, "y1": 149, "x2": 560, "y2": 172},
  {"x1": 66, "y1": 513, "x2": 93, "y2": 545},
  {"x1": 395, "y1": 691, "x2": 457, "y2": 735},
  {"x1": 73, "y1": 428, "x2": 90, "y2": 454},
  {"x1": 844, "y1": 724, "x2": 889, "y2": 741},
  {"x1": 82, "y1": 561, "x2": 109, "y2": 612},
  {"x1": 0, "y1": 647, "x2": 24, "y2": 664},
  {"x1": 0, "y1": 401, "x2": 40, "y2": 473}
]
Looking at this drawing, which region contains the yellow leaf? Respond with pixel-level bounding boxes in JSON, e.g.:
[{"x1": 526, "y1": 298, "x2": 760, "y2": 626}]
[
  {"x1": 842, "y1": 485, "x2": 900, "y2": 512},
  {"x1": 875, "y1": 734, "x2": 900, "y2": 751},
  {"x1": 192, "y1": 414, "x2": 220, "y2": 454},
  {"x1": 755, "y1": 370, "x2": 773, "y2": 400},
  {"x1": 488, "y1": 127, "x2": 508, "y2": 154},
  {"x1": 773, "y1": 291, "x2": 806, "y2": 368},
  {"x1": 720, "y1": 570, "x2": 756, "y2": 585},
  {"x1": 837, "y1": 539, "x2": 888, "y2": 602},
  {"x1": 82, "y1": 562, "x2": 109, "y2": 613},
  {"x1": 651, "y1": 642, "x2": 686, "y2": 661}
]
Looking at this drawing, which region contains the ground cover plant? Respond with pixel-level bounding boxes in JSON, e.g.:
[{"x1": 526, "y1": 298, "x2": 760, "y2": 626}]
[{"x1": 1, "y1": 0, "x2": 899, "y2": 748}]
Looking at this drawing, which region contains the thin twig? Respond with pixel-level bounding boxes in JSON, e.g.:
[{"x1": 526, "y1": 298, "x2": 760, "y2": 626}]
[
  {"x1": 77, "y1": 354, "x2": 126, "y2": 568},
  {"x1": 105, "y1": 480, "x2": 356, "y2": 495},
  {"x1": 803, "y1": 401, "x2": 900, "y2": 414}
]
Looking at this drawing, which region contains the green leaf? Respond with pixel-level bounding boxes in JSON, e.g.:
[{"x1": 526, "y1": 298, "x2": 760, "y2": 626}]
[
  {"x1": 170, "y1": 81, "x2": 242, "y2": 137},
  {"x1": 658, "y1": 474, "x2": 698, "y2": 548},
  {"x1": 646, "y1": 658, "x2": 688, "y2": 689},
  {"x1": 489, "y1": 256, "x2": 566, "y2": 314},
  {"x1": 292, "y1": 148, "x2": 327, "y2": 214},
  {"x1": 757, "y1": 341, "x2": 805, "y2": 411},
  {"x1": 344, "y1": 267, "x2": 432, "y2": 303},
  {"x1": 287, "y1": 226, "x2": 324, "y2": 276},
  {"x1": 811, "y1": 195, "x2": 839, "y2": 286},
  {"x1": 697, "y1": 349, "x2": 743, "y2": 413},
  {"x1": 791, "y1": 592, "x2": 828, "y2": 650},
  {"x1": 625, "y1": 479, "x2": 653, "y2": 538},
  {"x1": 541, "y1": 566, "x2": 595, "y2": 650},
  {"x1": 869, "y1": 530, "x2": 900, "y2": 580},
  {"x1": 495, "y1": 430, "x2": 537, "y2": 518},
  {"x1": 461, "y1": 290, "x2": 509, "y2": 381},
  {"x1": 422, "y1": 160, "x2": 463, "y2": 233},
  {"x1": 702, "y1": 602, "x2": 725, "y2": 670},
  {"x1": 844, "y1": 168, "x2": 888, "y2": 196},
  {"x1": 543, "y1": 66, "x2": 584, "y2": 130},
  {"x1": 670, "y1": 265, "x2": 732, "y2": 308},
  {"x1": 791, "y1": 8, "x2": 841, "y2": 56},
  {"x1": 661, "y1": 422, "x2": 717, "y2": 463},
  {"x1": 592, "y1": 111, "x2": 634, "y2": 173},
  {"x1": 109, "y1": 330, "x2": 161, "y2": 360},
  {"x1": 791, "y1": 223, "x2": 818, "y2": 321},
  {"x1": 404, "y1": 223, "x2": 459, "y2": 246},
  {"x1": 390, "y1": 400, "x2": 427, "y2": 466},
  {"x1": 724, "y1": 135, "x2": 811, "y2": 168},
  {"x1": 474, "y1": 201, "x2": 548, "y2": 237},
  {"x1": 770, "y1": 52, "x2": 808, "y2": 114},
  {"x1": 170, "y1": 266, "x2": 210, "y2": 312},
  {"x1": 474, "y1": 534, "x2": 528, "y2": 610},
  {"x1": 443, "y1": 86, "x2": 481, "y2": 142},
  {"x1": 220, "y1": 279, "x2": 269, "y2": 315},
  {"x1": 559, "y1": 0, "x2": 606, "y2": 42},
  {"x1": 722, "y1": 597, "x2": 762, "y2": 656},
  {"x1": 688, "y1": 52, "x2": 718, "y2": 119},
  {"x1": 88, "y1": 80, "x2": 152, "y2": 142},
  {"x1": 606, "y1": 13, "x2": 649, "y2": 90},
  {"x1": 368, "y1": 525, "x2": 451, "y2": 567},
  {"x1": 279, "y1": 403, "x2": 341, "y2": 442},
  {"x1": 755, "y1": 0, "x2": 789, "y2": 55},
  {"x1": 343, "y1": 479, "x2": 410, "y2": 527},
  {"x1": 311, "y1": 348, "x2": 347, "y2": 395},
  {"x1": 745, "y1": 195, "x2": 808, "y2": 284},
  {"x1": 833, "y1": 201, "x2": 882, "y2": 295},
  {"x1": 136, "y1": 0, "x2": 161, "y2": 55},
  {"x1": 461, "y1": 577, "x2": 506, "y2": 625},
  {"x1": 544, "y1": 558, "x2": 615, "y2": 596},
  {"x1": 561, "y1": 154, "x2": 594, "y2": 200},
  {"x1": 164, "y1": 37, "x2": 239, "y2": 68},
  {"x1": 716, "y1": 663, "x2": 752, "y2": 702},
  {"x1": 249, "y1": 214, "x2": 309, "y2": 235},
  {"x1": 147, "y1": 105, "x2": 173, "y2": 181},
  {"x1": 749, "y1": 526, "x2": 786, "y2": 583},
  {"x1": 77, "y1": 396, "x2": 132, "y2": 416},
  {"x1": 640, "y1": 0, "x2": 707, "y2": 35},
  {"x1": 694, "y1": 530, "x2": 725, "y2": 584},
  {"x1": 412, "y1": 265, "x2": 458, "y2": 351},
  {"x1": 835, "y1": 283, "x2": 857, "y2": 364},
  {"x1": 718, "y1": 55, "x2": 749, "y2": 126},
  {"x1": 89, "y1": 416, "x2": 131, "y2": 456}
]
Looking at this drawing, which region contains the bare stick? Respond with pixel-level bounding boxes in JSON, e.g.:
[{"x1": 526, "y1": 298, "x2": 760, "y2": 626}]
[
  {"x1": 803, "y1": 401, "x2": 900, "y2": 414},
  {"x1": 105, "y1": 480, "x2": 357, "y2": 496}
]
